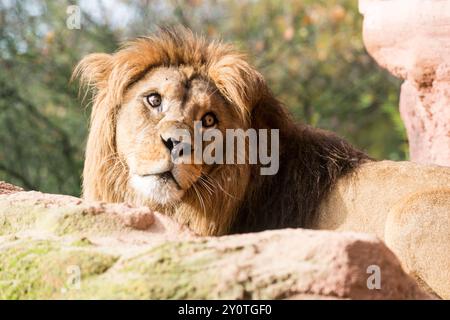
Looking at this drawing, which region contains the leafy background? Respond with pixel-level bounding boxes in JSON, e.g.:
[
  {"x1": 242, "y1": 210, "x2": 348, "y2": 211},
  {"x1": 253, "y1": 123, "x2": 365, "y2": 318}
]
[{"x1": 0, "y1": 0, "x2": 406, "y2": 196}]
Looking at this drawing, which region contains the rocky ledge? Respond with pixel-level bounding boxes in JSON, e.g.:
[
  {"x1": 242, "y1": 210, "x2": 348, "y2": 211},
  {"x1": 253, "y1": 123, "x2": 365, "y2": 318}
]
[
  {"x1": 0, "y1": 181, "x2": 430, "y2": 299},
  {"x1": 360, "y1": 0, "x2": 450, "y2": 166}
]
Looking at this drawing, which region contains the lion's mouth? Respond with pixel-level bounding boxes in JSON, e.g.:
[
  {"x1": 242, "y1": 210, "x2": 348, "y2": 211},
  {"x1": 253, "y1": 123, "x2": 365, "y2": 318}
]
[
  {"x1": 160, "y1": 171, "x2": 183, "y2": 189},
  {"x1": 142, "y1": 171, "x2": 181, "y2": 188},
  {"x1": 130, "y1": 171, "x2": 185, "y2": 204}
]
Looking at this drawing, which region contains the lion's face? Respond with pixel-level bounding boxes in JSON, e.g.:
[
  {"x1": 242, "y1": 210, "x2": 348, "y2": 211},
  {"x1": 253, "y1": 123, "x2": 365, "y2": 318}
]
[
  {"x1": 116, "y1": 65, "x2": 245, "y2": 206},
  {"x1": 77, "y1": 27, "x2": 268, "y2": 235}
]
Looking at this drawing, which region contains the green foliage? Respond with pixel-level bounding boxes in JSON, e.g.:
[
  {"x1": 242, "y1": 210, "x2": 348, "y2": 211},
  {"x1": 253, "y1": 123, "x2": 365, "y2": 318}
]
[{"x1": 0, "y1": 0, "x2": 407, "y2": 196}]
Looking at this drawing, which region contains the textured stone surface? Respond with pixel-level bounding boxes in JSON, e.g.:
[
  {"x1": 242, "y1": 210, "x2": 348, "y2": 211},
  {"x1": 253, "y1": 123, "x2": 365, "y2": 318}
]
[
  {"x1": 0, "y1": 181, "x2": 430, "y2": 299},
  {"x1": 0, "y1": 181, "x2": 23, "y2": 195},
  {"x1": 360, "y1": 0, "x2": 450, "y2": 166}
]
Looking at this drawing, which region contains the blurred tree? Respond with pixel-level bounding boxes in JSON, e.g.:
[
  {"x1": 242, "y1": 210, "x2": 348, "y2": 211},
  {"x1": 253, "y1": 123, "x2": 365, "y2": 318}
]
[
  {"x1": 0, "y1": 0, "x2": 118, "y2": 195},
  {"x1": 0, "y1": 0, "x2": 406, "y2": 196}
]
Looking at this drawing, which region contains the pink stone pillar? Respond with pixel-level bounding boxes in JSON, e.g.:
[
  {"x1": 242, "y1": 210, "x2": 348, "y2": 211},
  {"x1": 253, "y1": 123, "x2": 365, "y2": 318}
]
[{"x1": 359, "y1": 0, "x2": 450, "y2": 166}]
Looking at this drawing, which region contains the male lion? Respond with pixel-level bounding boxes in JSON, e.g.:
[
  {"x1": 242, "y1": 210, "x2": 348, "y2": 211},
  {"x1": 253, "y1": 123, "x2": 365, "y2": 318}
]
[{"x1": 75, "y1": 28, "x2": 450, "y2": 298}]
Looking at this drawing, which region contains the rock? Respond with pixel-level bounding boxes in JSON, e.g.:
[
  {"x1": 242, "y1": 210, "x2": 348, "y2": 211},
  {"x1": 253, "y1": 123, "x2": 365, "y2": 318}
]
[
  {"x1": 360, "y1": 0, "x2": 450, "y2": 166},
  {"x1": 0, "y1": 182, "x2": 430, "y2": 299},
  {"x1": 0, "y1": 181, "x2": 23, "y2": 195}
]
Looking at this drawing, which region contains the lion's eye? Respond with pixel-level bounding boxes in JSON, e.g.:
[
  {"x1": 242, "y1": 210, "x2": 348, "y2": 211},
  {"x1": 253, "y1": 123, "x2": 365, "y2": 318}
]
[
  {"x1": 201, "y1": 112, "x2": 218, "y2": 128},
  {"x1": 145, "y1": 93, "x2": 162, "y2": 108}
]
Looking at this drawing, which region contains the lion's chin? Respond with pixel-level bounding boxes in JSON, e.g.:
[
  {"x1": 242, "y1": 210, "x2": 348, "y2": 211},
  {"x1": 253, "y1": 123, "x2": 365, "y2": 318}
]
[{"x1": 130, "y1": 174, "x2": 185, "y2": 205}]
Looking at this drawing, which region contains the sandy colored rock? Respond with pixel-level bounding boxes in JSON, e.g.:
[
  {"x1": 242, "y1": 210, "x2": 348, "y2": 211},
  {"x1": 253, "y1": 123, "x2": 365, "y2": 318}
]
[
  {"x1": 360, "y1": 0, "x2": 450, "y2": 166},
  {"x1": 0, "y1": 182, "x2": 431, "y2": 299}
]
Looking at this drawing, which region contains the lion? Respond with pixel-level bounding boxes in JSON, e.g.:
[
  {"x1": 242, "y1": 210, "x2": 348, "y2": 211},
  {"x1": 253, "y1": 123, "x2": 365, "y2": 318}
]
[{"x1": 74, "y1": 27, "x2": 450, "y2": 299}]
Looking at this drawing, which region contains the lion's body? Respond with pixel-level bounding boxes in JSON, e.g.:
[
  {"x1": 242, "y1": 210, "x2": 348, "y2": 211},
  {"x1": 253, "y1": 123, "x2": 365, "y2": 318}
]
[
  {"x1": 318, "y1": 160, "x2": 450, "y2": 235},
  {"x1": 318, "y1": 161, "x2": 450, "y2": 298},
  {"x1": 75, "y1": 27, "x2": 450, "y2": 299}
]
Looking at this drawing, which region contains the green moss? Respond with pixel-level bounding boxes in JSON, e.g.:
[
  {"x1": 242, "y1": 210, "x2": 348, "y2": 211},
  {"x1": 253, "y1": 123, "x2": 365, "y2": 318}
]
[
  {"x1": 69, "y1": 241, "x2": 224, "y2": 299},
  {"x1": 69, "y1": 240, "x2": 283, "y2": 299},
  {"x1": 0, "y1": 239, "x2": 118, "y2": 299},
  {"x1": 70, "y1": 237, "x2": 93, "y2": 247},
  {"x1": 0, "y1": 199, "x2": 131, "y2": 238},
  {"x1": 40, "y1": 206, "x2": 136, "y2": 237},
  {"x1": 0, "y1": 200, "x2": 42, "y2": 235}
]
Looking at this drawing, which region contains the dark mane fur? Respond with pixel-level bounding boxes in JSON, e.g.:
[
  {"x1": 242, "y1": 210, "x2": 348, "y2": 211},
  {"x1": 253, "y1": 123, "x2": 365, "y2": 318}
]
[{"x1": 230, "y1": 94, "x2": 369, "y2": 233}]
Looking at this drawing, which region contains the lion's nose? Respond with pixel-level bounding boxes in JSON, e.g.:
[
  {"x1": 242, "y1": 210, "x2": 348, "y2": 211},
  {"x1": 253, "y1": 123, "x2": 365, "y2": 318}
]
[
  {"x1": 161, "y1": 135, "x2": 190, "y2": 161},
  {"x1": 161, "y1": 135, "x2": 180, "y2": 152}
]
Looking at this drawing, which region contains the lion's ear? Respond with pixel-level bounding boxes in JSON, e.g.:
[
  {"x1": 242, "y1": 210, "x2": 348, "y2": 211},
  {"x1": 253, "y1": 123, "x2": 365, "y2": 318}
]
[{"x1": 72, "y1": 53, "x2": 113, "y2": 90}]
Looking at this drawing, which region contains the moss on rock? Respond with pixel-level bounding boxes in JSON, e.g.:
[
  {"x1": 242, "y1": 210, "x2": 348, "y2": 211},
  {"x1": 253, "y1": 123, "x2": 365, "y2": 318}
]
[
  {"x1": 67, "y1": 241, "x2": 221, "y2": 299},
  {"x1": 0, "y1": 186, "x2": 432, "y2": 300},
  {"x1": 0, "y1": 239, "x2": 118, "y2": 299},
  {"x1": 0, "y1": 197, "x2": 137, "y2": 237}
]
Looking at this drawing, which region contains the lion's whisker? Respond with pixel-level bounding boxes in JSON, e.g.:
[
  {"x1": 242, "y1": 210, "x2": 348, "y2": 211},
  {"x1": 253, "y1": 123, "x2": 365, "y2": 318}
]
[
  {"x1": 197, "y1": 176, "x2": 214, "y2": 195},
  {"x1": 192, "y1": 183, "x2": 206, "y2": 216},
  {"x1": 202, "y1": 172, "x2": 240, "y2": 200}
]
